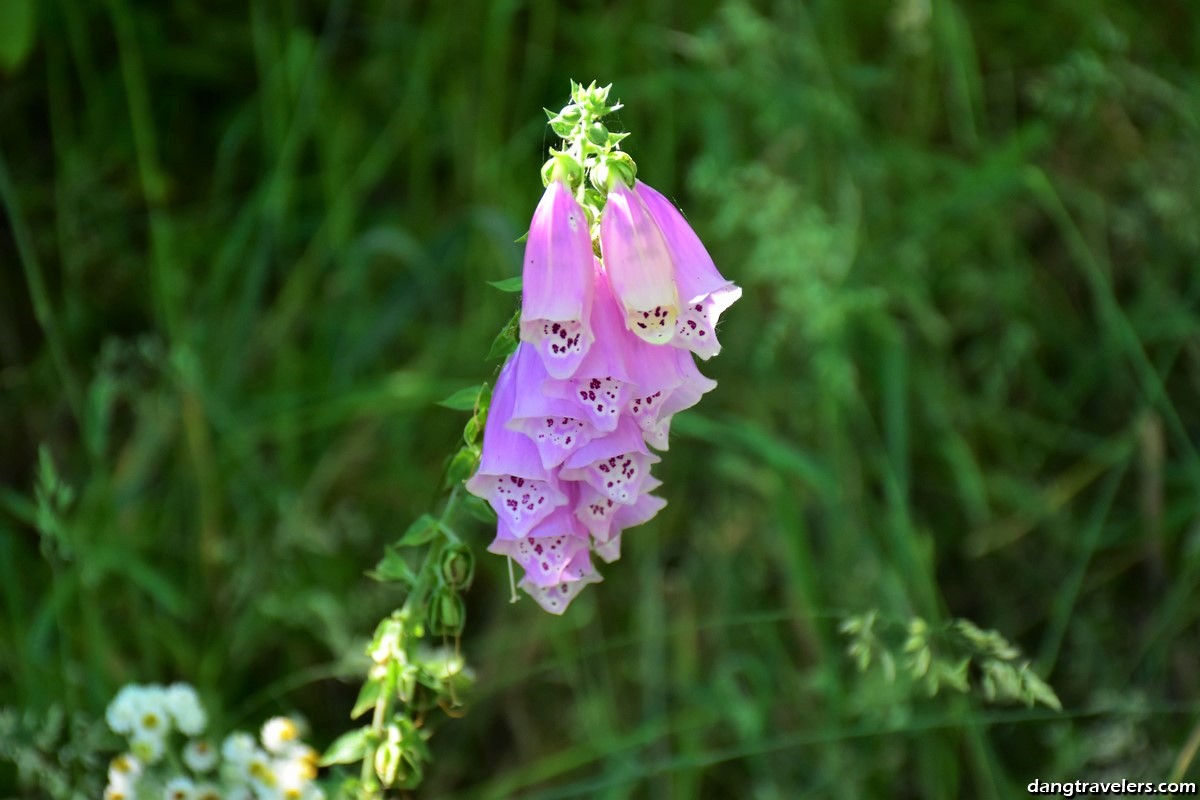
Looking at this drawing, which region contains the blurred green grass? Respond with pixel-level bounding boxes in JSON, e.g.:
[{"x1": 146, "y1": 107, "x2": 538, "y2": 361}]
[{"x1": 2, "y1": 0, "x2": 1200, "y2": 797}]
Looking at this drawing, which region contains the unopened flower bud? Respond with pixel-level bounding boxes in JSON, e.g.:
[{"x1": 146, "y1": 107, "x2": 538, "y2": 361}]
[
  {"x1": 429, "y1": 588, "x2": 466, "y2": 636},
  {"x1": 558, "y1": 104, "x2": 582, "y2": 124},
  {"x1": 586, "y1": 122, "x2": 609, "y2": 147},
  {"x1": 440, "y1": 543, "x2": 475, "y2": 590},
  {"x1": 375, "y1": 738, "x2": 403, "y2": 787}
]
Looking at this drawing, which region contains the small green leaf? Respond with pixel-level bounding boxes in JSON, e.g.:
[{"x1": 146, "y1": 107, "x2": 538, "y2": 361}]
[
  {"x1": 437, "y1": 385, "x2": 482, "y2": 411},
  {"x1": 398, "y1": 514, "x2": 441, "y2": 547},
  {"x1": 351, "y1": 679, "x2": 384, "y2": 719},
  {"x1": 463, "y1": 414, "x2": 481, "y2": 447},
  {"x1": 486, "y1": 276, "x2": 523, "y2": 293},
  {"x1": 462, "y1": 494, "x2": 496, "y2": 524},
  {"x1": 370, "y1": 547, "x2": 416, "y2": 584},
  {"x1": 446, "y1": 447, "x2": 480, "y2": 486},
  {"x1": 319, "y1": 727, "x2": 372, "y2": 766}
]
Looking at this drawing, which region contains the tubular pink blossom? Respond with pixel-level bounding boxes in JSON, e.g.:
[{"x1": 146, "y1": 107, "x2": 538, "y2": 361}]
[
  {"x1": 487, "y1": 506, "x2": 591, "y2": 588},
  {"x1": 626, "y1": 345, "x2": 718, "y2": 450},
  {"x1": 574, "y1": 477, "x2": 666, "y2": 543},
  {"x1": 543, "y1": 262, "x2": 635, "y2": 432},
  {"x1": 519, "y1": 551, "x2": 602, "y2": 615},
  {"x1": 520, "y1": 179, "x2": 595, "y2": 378},
  {"x1": 559, "y1": 416, "x2": 660, "y2": 504},
  {"x1": 634, "y1": 181, "x2": 741, "y2": 359},
  {"x1": 465, "y1": 353, "x2": 567, "y2": 536},
  {"x1": 600, "y1": 181, "x2": 680, "y2": 344},
  {"x1": 507, "y1": 343, "x2": 598, "y2": 469}
]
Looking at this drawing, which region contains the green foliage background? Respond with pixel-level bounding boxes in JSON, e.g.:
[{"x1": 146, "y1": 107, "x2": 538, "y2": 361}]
[{"x1": 2, "y1": 0, "x2": 1200, "y2": 797}]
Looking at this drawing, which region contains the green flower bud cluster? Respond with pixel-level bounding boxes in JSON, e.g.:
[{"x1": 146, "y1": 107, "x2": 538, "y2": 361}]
[
  {"x1": 542, "y1": 80, "x2": 637, "y2": 231},
  {"x1": 335, "y1": 391, "x2": 488, "y2": 800},
  {"x1": 331, "y1": 601, "x2": 475, "y2": 797}
]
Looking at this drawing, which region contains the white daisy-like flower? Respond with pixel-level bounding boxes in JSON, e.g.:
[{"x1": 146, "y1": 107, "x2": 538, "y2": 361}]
[
  {"x1": 183, "y1": 739, "x2": 219, "y2": 773},
  {"x1": 103, "y1": 786, "x2": 131, "y2": 800},
  {"x1": 106, "y1": 685, "x2": 146, "y2": 735},
  {"x1": 164, "y1": 775, "x2": 196, "y2": 800},
  {"x1": 132, "y1": 685, "x2": 171, "y2": 740},
  {"x1": 107, "y1": 753, "x2": 143, "y2": 788},
  {"x1": 260, "y1": 716, "x2": 300, "y2": 755},
  {"x1": 283, "y1": 743, "x2": 318, "y2": 779},
  {"x1": 246, "y1": 750, "x2": 278, "y2": 796},
  {"x1": 274, "y1": 757, "x2": 314, "y2": 799},
  {"x1": 193, "y1": 783, "x2": 222, "y2": 800},
  {"x1": 131, "y1": 730, "x2": 166, "y2": 764},
  {"x1": 166, "y1": 683, "x2": 207, "y2": 736},
  {"x1": 224, "y1": 786, "x2": 255, "y2": 800},
  {"x1": 221, "y1": 732, "x2": 258, "y2": 767}
]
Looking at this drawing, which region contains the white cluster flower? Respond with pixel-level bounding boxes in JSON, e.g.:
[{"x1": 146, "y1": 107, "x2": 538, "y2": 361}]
[
  {"x1": 104, "y1": 754, "x2": 142, "y2": 800},
  {"x1": 104, "y1": 682, "x2": 324, "y2": 800},
  {"x1": 183, "y1": 739, "x2": 219, "y2": 773},
  {"x1": 166, "y1": 682, "x2": 208, "y2": 736},
  {"x1": 164, "y1": 775, "x2": 196, "y2": 800},
  {"x1": 260, "y1": 717, "x2": 300, "y2": 755}
]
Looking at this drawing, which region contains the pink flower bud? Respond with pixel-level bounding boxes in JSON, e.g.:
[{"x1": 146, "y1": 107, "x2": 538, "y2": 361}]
[{"x1": 520, "y1": 180, "x2": 596, "y2": 378}]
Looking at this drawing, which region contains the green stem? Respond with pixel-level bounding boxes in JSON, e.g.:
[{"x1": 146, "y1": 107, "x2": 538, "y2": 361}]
[{"x1": 358, "y1": 487, "x2": 462, "y2": 792}]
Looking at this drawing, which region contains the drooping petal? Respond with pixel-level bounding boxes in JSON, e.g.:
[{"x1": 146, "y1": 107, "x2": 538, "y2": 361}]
[
  {"x1": 507, "y1": 343, "x2": 599, "y2": 469},
  {"x1": 465, "y1": 353, "x2": 567, "y2": 535},
  {"x1": 520, "y1": 180, "x2": 595, "y2": 378},
  {"x1": 560, "y1": 416, "x2": 660, "y2": 504},
  {"x1": 519, "y1": 551, "x2": 602, "y2": 614},
  {"x1": 543, "y1": 263, "x2": 636, "y2": 432},
  {"x1": 575, "y1": 478, "x2": 666, "y2": 542},
  {"x1": 594, "y1": 534, "x2": 622, "y2": 563},
  {"x1": 493, "y1": 502, "x2": 584, "y2": 542},
  {"x1": 627, "y1": 346, "x2": 718, "y2": 450},
  {"x1": 600, "y1": 181, "x2": 679, "y2": 344},
  {"x1": 635, "y1": 181, "x2": 741, "y2": 359},
  {"x1": 488, "y1": 509, "x2": 591, "y2": 587}
]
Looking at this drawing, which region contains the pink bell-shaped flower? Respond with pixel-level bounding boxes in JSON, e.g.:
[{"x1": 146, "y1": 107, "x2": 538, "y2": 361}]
[
  {"x1": 488, "y1": 505, "x2": 591, "y2": 587},
  {"x1": 634, "y1": 181, "x2": 741, "y2": 359},
  {"x1": 574, "y1": 475, "x2": 666, "y2": 543},
  {"x1": 600, "y1": 180, "x2": 680, "y2": 345},
  {"x1": 520, "y1": 179, "x2": 595, "y2": 378},
  {"x1": 543, "y1": 261, "x2": 636, "y2": 432},
  {"x1": 519, "y1": 550, "x2": 602, "y2": 615},
  {"x1": 507, "y1": 343, "x2": 599, "y2": 469},
  {"x1": 465, "y1": 352, "x2": 567, "y2": 536},
  {"x1": 559, "y1": 416, "x2": 660, "y2": 505}
]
